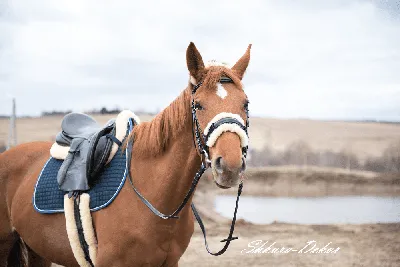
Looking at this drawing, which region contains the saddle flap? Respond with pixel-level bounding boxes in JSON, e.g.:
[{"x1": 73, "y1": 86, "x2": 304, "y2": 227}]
[{"x1": 57, "y1": 138, "x2": 91, "y2": 191}]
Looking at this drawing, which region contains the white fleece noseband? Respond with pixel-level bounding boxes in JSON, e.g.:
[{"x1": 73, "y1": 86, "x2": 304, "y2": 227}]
[{"x1": 204, "y1": 112, "x2": 248, "y2": 148}]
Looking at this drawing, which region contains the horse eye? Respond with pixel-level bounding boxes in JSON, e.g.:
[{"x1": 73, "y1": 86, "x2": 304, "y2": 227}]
[{"x1": 194, "y1": 102, "x2": 204, "y2": 110}]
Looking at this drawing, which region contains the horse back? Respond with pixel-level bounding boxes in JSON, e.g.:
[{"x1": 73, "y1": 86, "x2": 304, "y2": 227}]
[{"x1": 0, "y1": 142, "x2": 51, "y2": 219}]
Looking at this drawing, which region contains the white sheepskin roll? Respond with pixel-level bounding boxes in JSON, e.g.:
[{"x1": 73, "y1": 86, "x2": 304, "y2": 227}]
[
  {"x1": 106, "y1": 110, "x2": 140, "y2": 164},
  {"x1": 79, "y1": 193, "x2": 98, "y2": 265},
  {"x1": 64, "y1": 195, "x2": 93, "y2": 267},
  {"x1": 204, "y1": 112, "x2": 248, "y2": 148},
  {"x1": 50, "y1": 143, "x2": 70, "y2": 160}
]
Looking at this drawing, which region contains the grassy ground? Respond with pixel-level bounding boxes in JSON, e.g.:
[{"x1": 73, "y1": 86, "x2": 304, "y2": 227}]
[
  {"x1": 181, "y1": 221, "x2": 400, "y2": 267},
  {"x1": 52, "y1": 222, "x2": 400, "y2": 267}
]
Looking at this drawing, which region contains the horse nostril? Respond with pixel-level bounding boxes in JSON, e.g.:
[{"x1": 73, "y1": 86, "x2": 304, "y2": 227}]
[
  {"x1": 215, "y1": 157, "x2": 223, "y2": 173},
  {"x1": 241, "y1": 158, "x2": 246, "y2": 172}
]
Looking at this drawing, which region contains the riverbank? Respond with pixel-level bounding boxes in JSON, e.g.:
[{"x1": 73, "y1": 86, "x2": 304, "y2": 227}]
[
  {"x1": 198, "y1": 166, "x2": 400, "y2": 198},
  {"x1": 181, "y1": 221, "x2": 400, "y2": 267}
]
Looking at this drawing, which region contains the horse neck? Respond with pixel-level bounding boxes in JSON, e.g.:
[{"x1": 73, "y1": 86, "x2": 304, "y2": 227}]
[{"x1": 130, "y1": 86, "x2": 202, "y2": 214}]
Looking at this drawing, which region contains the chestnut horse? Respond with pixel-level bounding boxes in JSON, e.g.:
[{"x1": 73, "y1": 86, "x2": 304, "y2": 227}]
[{"x1": 0, "y1": 42, "x2": 251, "y2": 267}]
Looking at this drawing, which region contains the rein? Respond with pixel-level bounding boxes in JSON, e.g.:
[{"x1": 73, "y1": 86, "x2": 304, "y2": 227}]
[{"x1": 126, "y1": 78, "x2": 249, "y2": 256}]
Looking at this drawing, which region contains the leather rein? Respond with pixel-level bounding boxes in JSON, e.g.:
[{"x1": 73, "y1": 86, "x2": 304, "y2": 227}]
[{"x1": 125, "y1": 77, "x2": 249, "y2": 256}]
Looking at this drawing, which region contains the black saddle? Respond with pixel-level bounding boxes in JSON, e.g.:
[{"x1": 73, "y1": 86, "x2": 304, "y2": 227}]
[{"x1": 55, "y1": 113, "x2": 117, "y2": 192}]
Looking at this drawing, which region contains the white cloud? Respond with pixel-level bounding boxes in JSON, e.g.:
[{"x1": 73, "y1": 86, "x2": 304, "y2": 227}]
[{"x1": 0, "y1": 0, "x2": 399, "y2": 121}]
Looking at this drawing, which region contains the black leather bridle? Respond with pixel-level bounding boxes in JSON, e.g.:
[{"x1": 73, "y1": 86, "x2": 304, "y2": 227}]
[{"x1": 126, "y1": 77, "x2": 249, "y2": 256}]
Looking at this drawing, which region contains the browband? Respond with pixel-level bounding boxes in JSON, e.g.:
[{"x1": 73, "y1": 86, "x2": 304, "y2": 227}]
[{"x1": 219, "y1": 76, "x2": 233, "y2": 83}]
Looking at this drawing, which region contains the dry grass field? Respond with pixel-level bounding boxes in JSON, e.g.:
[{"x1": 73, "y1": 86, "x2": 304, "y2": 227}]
[{"x1": 1, "y1": 115, "x2": 400, "y2": 161}]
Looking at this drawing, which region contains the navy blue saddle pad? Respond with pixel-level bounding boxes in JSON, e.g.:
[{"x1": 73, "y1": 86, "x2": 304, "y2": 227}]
[
  {"x1": 33, "y1": 148, "x2": 128, "y2": 213},
  {"x1": 33, "y1": 119, "x2": 134, "y2": 214}
]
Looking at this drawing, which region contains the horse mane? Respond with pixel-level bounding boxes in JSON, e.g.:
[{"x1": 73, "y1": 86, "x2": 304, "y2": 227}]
[
  {"x1": 126, "y1": 66, "x2": 242, "y2": 157},
  {"x1": 126, "y1": 87, "x2": 192, "y2": 157}
]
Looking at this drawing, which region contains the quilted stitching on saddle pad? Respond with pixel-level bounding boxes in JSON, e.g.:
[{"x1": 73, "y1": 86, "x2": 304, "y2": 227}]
[{"x1": 33, "y1": 147, "x2": 127, "y2": 214}]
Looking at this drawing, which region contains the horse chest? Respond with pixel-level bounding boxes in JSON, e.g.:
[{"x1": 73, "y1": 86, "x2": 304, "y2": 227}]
[{"x1": 95, "y1": 214, "x2": 191, "y2": 266}]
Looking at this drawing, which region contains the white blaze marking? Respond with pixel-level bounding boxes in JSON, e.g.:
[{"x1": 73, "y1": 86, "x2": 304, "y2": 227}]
[{"x1": 216, "y1": 83, "x2": 228, "y2": 99}]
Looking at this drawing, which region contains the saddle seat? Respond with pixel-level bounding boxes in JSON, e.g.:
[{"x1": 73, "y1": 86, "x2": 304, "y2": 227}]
[
  {"x1": 50, "y1": 110, "x2": 140, "y2": 192},
  {"x1": 57, "y1": 113, "x2": 103, "y2": 141}
]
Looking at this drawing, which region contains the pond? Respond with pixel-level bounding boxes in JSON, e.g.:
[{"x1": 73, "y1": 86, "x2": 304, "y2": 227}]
[{"x1": 214, "y1": 196, "x2": 400, "y2": 224}]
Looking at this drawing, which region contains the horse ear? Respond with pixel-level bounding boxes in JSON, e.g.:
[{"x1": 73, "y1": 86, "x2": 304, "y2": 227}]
[
  {"x1": 231, "y1": 44, "x2": 252, "y2": 80},
  {"x1": 186, "y1": 42, "x2": 205, "y2": 84}
]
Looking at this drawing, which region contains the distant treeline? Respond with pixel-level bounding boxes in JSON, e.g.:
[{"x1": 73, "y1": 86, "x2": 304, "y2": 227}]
[
  {"x1": 40, "y1": 107, "x2": 155, "y2": 116},
  {"x1": 332, "y1": 120, "x2": 400, "y2": 125},
  {"x1": 41, "y1": 110, "x2": 73, "y2": 116},
  {"x1": 248, "y1": 139, "x2": 400, "y2": 173}
]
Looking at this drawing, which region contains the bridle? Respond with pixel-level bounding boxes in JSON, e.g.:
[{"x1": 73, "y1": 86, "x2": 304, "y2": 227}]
[
  {"x1": 190, "y1": 77, "x2": 249, "y2": 163},
  {"x1": 126, "y1": 76, "x2": 249, "y2": 256}
]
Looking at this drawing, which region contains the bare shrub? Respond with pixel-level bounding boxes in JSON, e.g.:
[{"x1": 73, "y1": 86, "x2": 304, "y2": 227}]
[
  {"x1": 382, "y1": 140, "x2": 400, "y2": 172},
  {"x1": 248, "y1": 139, "x2": 399, "y2": 173},
  {"x1": 249, "y1": 140, "x2": 360, "y2": 169},
  {"x1": 248, "y1": 145, "x2": 278, "y2": 167},
  {"x1": 317, "y1": 150, "x2": 360, "y2": 170},
  {"x1": 364, "y1": 157, "x2": 386, "y2": 173},
  {"x1": 364, "y1": 140, "x2": 400, "y2": 173},
  {"x1": 0, "y1": 142, "x2": 6, "y2": 153},
  {"x1": 282, "y1": 140, "x2": 311, "y2": 165}
]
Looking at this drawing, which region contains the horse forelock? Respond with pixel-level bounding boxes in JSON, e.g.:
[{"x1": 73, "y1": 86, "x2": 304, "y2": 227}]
[{"x1": 202, "y1": 66, "x2": 243, "y2": 91}]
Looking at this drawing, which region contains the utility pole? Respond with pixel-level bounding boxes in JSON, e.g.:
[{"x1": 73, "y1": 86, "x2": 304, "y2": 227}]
[{"x1": 7, "y1": 98, "x2": 17, "y2": 150}]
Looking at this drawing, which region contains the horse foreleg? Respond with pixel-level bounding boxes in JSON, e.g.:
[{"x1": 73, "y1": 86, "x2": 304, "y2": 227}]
[
  {"x1": 0, "y1": 233, "x2": 15, "y2": 267},
  {"x1": 2, "y1": 233, "x2": 26, "y2": 267},
  {"x1": 27, "y1": 245, "x2": 52, "y2": 267}
]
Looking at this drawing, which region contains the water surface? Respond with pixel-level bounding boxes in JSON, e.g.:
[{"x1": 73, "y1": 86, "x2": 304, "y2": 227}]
[{"x1": 215, "y1": 196, "x2": 400, "y2": 224}]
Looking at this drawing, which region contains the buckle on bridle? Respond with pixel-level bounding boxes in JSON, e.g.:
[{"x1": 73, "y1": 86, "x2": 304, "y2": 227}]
[{"x1": 201, "y1": 149, "x2": 212, "y2": 168}]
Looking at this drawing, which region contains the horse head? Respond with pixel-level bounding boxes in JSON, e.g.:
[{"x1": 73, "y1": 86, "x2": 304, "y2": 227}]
[{"x1": 186, "y1": 42, "x2": 251, "y2": 189}]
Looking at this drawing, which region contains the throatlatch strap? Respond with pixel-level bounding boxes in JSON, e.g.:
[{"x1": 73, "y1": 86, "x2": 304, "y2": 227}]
[
  {"x1": 126, "y1": 138, "x2": 207, "y2": 220},
  {"x1": 191, "y1": 182, "x2": 243, "y2": 256}
]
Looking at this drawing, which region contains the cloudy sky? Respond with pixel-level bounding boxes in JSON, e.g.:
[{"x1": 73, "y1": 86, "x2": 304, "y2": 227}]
[{"x1": 0, "y1": 0, "x2": 399, "y2": 120}]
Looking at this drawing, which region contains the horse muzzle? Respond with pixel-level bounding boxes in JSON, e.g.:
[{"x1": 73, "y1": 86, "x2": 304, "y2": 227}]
[{"x1": 203, "y1": 113, "x2": 248, "y2": 189}]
